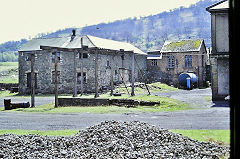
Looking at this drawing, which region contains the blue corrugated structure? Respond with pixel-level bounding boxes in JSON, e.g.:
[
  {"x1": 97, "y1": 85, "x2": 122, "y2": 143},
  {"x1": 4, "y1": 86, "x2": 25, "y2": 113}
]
[{"x1": 178, "y1": 73, "x2": 198, "y2": 89}]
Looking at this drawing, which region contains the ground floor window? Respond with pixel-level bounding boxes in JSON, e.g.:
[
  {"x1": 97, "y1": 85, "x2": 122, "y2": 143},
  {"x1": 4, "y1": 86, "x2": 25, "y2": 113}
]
[
  {"x1": 77, "y1": 72, "x2": 87, "y2": 84},
  {"x1": 26, "y1": 73, "x2": 37, "y2": 88},
  {"x1": 52, "y1": 71, "x2": 61, "y2": 83}
]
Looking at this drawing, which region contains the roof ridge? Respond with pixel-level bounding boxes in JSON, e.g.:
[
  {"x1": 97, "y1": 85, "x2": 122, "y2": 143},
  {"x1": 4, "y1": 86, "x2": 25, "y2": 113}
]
[
  {"x1": 165, "y1": 39, "x2": 203, "y2": 43},
  {"x1": 31, "y1": 34, "x2": 89, "y2": 40},
  {"x1": 206, "y1": 0, "x2": 228, "y2": 11}
]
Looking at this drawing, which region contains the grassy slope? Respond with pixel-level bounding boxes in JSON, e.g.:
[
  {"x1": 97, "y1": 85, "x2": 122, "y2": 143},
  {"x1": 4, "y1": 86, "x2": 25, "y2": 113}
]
[{"x1": 0, "y1": 62, "x2": 18, "y2": 83}]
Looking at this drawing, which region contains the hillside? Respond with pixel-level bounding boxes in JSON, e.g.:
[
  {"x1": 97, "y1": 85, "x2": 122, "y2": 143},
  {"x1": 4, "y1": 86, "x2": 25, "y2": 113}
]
[{"x1": 0, "y1": 0, "x2": 217, "y2": 62}]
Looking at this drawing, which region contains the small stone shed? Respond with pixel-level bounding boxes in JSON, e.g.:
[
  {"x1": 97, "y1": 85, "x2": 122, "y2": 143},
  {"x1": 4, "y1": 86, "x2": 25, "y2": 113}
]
[
  {"x1": 147, "y1": 39, "x2": 207, "y2": 87},
  {"x1": 18, "y1": 32, "x2": 147, "y2": 95}
]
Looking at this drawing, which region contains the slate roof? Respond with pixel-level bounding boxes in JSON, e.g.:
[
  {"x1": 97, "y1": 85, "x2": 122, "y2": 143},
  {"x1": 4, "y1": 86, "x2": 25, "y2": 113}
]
[
  {"x1": 147, "y1": 54, "x2": 162, "y2": 60},
  {"x1": 147, "y1": 50, "x2": 162, "y2": 60},
  {"x1": 206, "y1": 0, "x2": 228, "y2": 12},
  {"x1": 160, "y1": 39, "x2": 203, "y2": 53},
  {"x1": 19, "y1": 35, "x2": 146, "y2": 55}
]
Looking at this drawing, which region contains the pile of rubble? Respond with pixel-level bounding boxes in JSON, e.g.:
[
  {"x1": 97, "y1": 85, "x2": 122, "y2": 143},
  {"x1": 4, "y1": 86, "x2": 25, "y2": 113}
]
[{"x1": 0, "y1": 121, "x2": 229, "y2": 158}]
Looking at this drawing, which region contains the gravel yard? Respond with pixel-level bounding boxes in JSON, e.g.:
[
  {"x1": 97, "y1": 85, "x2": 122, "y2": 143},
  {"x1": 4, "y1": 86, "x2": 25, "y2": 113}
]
[{"x1": 0, "y1": 121, "x2": 229, "y2": 159}]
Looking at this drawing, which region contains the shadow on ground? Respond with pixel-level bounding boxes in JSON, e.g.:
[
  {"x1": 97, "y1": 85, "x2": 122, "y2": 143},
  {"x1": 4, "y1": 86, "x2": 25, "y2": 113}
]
[{"x1": 211, "y1": 101, "x2": 229, "y2": 107}]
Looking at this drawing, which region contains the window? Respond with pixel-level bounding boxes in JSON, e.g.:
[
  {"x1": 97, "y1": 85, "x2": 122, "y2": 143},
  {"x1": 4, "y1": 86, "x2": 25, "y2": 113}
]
[
  {"x1": 77, "y1": 72, "x2": 87, "y2": 84},
  {"x1": 107, "y1": 60, "x2": 110, "y2": 67},
  {"x1": 26, "y1": 73, "x2": 37, "y2": 88},
  {"x1": 25, "y1": 54, "x2": 31, "y2": 61},
  {"x1": 121, "y1": 55, "x2": 125, "y2": 60},
  {"x1": 185, "y1": 55, "x2": 192, "y2": 68},
  {"x1": 151, "y1": 59, "x2": 158, "y2": 66},
  {"x1": 52, "y1": 52, "x2": 60, "y2": 62},
  {"x1": 78, "y1": 52, "x2": 89, "y2": 58},
  {"x1": 167, "y1": 55, "x2": 175, "y2": 68},
  {"x1": 52, "y1": 71, "x2": 60, "y2": 83}
]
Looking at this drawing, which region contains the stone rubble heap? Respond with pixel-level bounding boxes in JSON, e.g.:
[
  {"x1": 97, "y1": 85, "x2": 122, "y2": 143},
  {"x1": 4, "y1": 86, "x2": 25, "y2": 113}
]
[{"x1": 0, "y1": 120, "x2": 229, "y2": 159}]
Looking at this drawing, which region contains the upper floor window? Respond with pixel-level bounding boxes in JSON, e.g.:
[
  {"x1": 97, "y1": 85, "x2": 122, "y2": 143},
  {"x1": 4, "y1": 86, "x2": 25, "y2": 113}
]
[
  {"x1": 121, "y1": 55, "x2": 125, "y2": 60},
  {"x1": 78, "y1": 52, "x2": 89, "y2": 58},
  {"x1": 151, "y1": 59, "x2": 158, "y2": 66},
  {"x1": 167, "y1": 55, "x2": 175, "y2": 68},
  {"x1": 25, "y1": 54, "x2": 31, "y2": 61},
  {"x1": 185, "y1": 55, "x2": 192, "y2": 68},
  {"x1": 107, "y1": 60, "x2": 110, "y2": 67},
  {"x1": 52, "y1": 52, "x2": 60, "y2": 62}
]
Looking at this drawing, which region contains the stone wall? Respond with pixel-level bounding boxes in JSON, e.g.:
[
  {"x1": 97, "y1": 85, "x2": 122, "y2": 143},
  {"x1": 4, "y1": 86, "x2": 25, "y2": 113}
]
[
  {"x1": 58, "y1": 98, "x2": 160, "y2": 107},
  {"x1": 18, "y1": 50, "x2": 147, "y2": 95},
  {"x1": 209, "y1": 10, "x2": 229, "y2": 101},
  {"x1": 147, "y1": 49, "x2": 207, "y2": 87},
  {"x1": 210, "y1": 55, "x2": 229, "y2": 101},
  {"x1": 0, "y1": 83, "x2": 18, "y2": 90}
]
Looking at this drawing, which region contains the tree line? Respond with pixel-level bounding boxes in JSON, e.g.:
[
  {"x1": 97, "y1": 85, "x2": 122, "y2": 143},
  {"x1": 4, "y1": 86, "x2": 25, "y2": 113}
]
[{"x1": 0, "y1": 0, "x2": 217, "y2": 62}]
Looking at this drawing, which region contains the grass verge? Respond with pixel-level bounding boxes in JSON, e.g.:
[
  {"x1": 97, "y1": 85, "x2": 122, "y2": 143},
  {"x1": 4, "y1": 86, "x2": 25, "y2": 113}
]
[
  {"x1": 0, "y1": 129, "x2": 229, "y2": 146},
  {"x1": 1, "y1": 95, "x2": 190, "y2": 113},
  {"x1": 170, "y1": 129, "x2": 230, "y2": 145},
  {"x1": 114, "y1": 82, "x2": 178, "y2": 95},
  {"x1": 0, "y1": 90, "x2": 18, "y2": 97},
  {"x1": 0, "y1": 62, "x2": 18, "y2": 83},
  {"x1": 0, "y1": 129, "x2": 78, "y2": 136}
]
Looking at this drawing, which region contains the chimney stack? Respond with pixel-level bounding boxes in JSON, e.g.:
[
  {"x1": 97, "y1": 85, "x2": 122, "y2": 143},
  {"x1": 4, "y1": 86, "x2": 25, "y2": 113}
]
[
  {"x1": 72, "y1": 29, "x2": 76, "y2": 36},
  {"x1": 71, "y1": 29, "x2": 76, "y2": 42}
]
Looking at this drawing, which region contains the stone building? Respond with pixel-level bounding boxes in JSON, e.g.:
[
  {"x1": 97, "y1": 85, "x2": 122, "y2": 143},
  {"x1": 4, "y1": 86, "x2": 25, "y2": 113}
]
[
  {"x1": 206, "y1": 0, "x2": 229, "y2": 101},
  {"x1": 18, "y1": 32, "x2": 147, "y2": 95},
  {"x1": 147, "y1": 39, "x2": 207, "y2": 87}
]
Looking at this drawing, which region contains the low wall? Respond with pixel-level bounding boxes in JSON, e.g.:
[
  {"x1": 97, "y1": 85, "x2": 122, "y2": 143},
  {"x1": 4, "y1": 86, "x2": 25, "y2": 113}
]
[
  {"x1": 0, "y1": 83, "x2": 18, "y2": 90},
  {"x1": 58, "y1": 98, "x2": 110, "y2": 107},
  {"x1": 58, "y1": 98, "x2": 160, "y2": 107}
]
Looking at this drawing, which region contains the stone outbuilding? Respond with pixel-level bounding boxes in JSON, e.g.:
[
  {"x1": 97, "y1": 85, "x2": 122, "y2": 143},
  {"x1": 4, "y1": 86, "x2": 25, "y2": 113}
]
[
  {"x1": 147, "y1": 39, "x2": 207, "y2": 87},
  {"x1": 18, "y1": 32, "x2": 147, "y2": 95},
  {"x1": 206, "y1": 0, "x2": 229, "y2": 101}
]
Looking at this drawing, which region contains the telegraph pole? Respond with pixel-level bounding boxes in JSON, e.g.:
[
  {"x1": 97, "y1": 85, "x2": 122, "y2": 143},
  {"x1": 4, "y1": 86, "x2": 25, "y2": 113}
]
[
  {"x1": 30, "y1": 53, "x2": 35, "y2": 107},
  {"x1": 131, "y1": 52, "x2": 135, "y2": 96},
  {"x1": 94, "y1": 50, "x2": 99, "y2": 98},
  {"x1": 80, "y1": 38, "x2": 84, "y2": 95},
  {"x1": 110, "y1": 55, "x2": 114, "y2": 96},
  {"x1": 73, "y1": 50, "x2": 77, "y2": 97},
  {"x1": 54, "y1": 52, "x2": 58, "y2": 108}
]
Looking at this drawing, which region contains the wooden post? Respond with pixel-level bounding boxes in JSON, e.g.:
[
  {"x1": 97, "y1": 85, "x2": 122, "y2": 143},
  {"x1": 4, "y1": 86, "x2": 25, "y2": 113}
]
[
  {"x1": 131, "y1": 52, "x2": 135, "y2": 96},
  {"x1": 73, "y1": 50, "x2": 77, "y2": 97},
  {"x1": 54, "y1": 52, "x2": 58, "y2": 108},
  {"x1": 30, "y1": 53, "x2": 35, "y2": 107},
  {"x1": 80, "y1": 38, "x2": 84, "y2": 95},
  {"x1": 94, "y1": 50, "x2": 99, "y2": 98},
  {"x1": 110, "y1": 55, "x2": 114, "y2": 96},
  {"x1": 134, "y1": 56, "x2": 151, "y2": 95}
]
